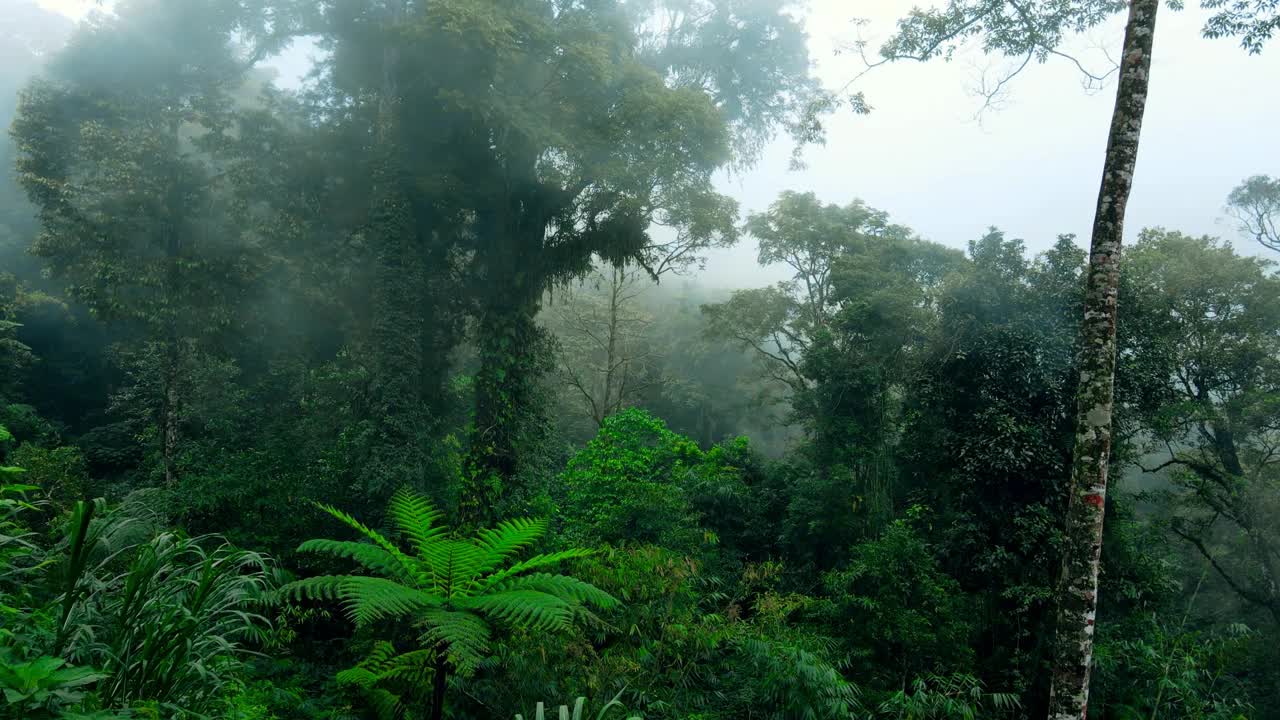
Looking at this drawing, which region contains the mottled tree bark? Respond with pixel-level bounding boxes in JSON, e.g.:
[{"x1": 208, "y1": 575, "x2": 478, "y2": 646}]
[{"x1": 1048, "y1": 0, "x2": 1158, "y2": 717}]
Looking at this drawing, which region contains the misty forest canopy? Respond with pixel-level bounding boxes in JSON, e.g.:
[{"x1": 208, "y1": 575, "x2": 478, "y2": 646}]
[{"x1": 1, "y1": 0, "x2": 1279, "y2": 718}]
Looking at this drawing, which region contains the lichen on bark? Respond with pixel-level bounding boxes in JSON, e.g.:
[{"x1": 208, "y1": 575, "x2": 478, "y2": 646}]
[{"x1": 1047, "y1": 0, "x2": 1160, "y2": 717}]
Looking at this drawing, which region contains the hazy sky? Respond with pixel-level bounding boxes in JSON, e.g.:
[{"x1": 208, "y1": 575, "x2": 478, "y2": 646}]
[
  {"x1": 700, "y1": 1, "x2": 1280, "y2": 287},
  {"x1": 37, "y1": 0, "x2": 1280, "y2": 289}
]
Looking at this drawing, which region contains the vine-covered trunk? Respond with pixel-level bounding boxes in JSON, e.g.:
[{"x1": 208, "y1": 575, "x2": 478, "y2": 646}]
[
  {"x1": 460, "y1": 184, "x2": 559, "y2": 528},
  {"x1": 1048, "y1": 0, "x2": 1158, "y2": 716},
  {"x1": 162, "y1": 138, "x2": 182, "y2": 488},
  {"x1": 162, "y1": 340, "x2": 180, "y2": 486},
  {"x1": 364, "y1": 0, "x2": 429, "y2": 498},
  {"x1": 461, "y1": 295, "x2": 547, "y2": 527}
]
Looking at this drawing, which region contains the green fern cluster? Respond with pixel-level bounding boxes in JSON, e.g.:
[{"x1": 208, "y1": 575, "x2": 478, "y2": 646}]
[{"x1": 283, "y1": 488, "x2": 618, "y2": 718}]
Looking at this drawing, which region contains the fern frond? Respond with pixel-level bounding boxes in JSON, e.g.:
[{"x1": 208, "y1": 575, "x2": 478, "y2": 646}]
[
  {"x1": 495, "y1": 572, "x2": 618, "y2": 610},
  {"x1": 379, "y1": 649, "x2": 437, "y2": 686},
  {"x1": 472, "y1": 517, "x2": 548, "y2": 577},
  {"x1": 354, "y1": 640, "x2": 400, "y2": 671},
  {"x1": 387, "y1": 488, "x2": 447, "y2": 555},
  {"x1": 335, "y1": 666, "x2": 380, "y2": 688},
  {"x1": 364, "y1": 687, "x2": 407, "y2": 720},
  {"x1": 296, "y1": 539, "x2": 416, "y2": 584},
  {"x1": 279, "y1": 575, "x2": 353, "y2": 603},
  {"x1": 476, "y1": 548, "x2": 597, "y2": 592},
  {"x1": 282, "y1": 574, "x2": 439, "y2": 625},
  {"x1": 420, "y1": 608, "x2": 491, "y2": 672},
  {"x1": 337, "y1": 576, "x2": 442, "y2": 626},
  {"x1": 422, "y1": 538, "x2": 488, "y2": 596},
  {"x1": 307, "y1": 501, "x2": 419, "y2": 581},
  {"x1": 457, "y1": 589, "x2": 573, "y2": 631}
]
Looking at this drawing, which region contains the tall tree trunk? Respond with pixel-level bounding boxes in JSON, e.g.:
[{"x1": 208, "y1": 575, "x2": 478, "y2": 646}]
[
  {"x1": 460, "y1": 191, "x2": 555, "y2": 528},
  {"x1": 429, "y1": 651, "x2": 448, "y2": 720},
  {"x1": 365, "y1": 0, "x2": 427, "y2": 498},
  {"x1": 162, "y1": 338, "x2": 180, "y2": 486},
  {"x1": 602, "y1": 265, "x2": 623, "y2": 421},
  {"x1": 162, "y1": 121, "x2": 183, "y2": 488},
  {"x1": 461, "y1": 295, "x2": 547, "y2": 527},
  {"x1": 1048, "y1": 0, "x2": 1158, "y2": 717}
]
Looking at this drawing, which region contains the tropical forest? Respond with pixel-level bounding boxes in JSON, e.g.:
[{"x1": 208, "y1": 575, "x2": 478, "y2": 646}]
[{"x1": 1, "y1": 0, "x2": 1278, "y2": 717}]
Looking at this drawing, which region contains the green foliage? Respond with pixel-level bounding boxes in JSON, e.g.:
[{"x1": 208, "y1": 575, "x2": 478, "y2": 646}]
[
  {"x1": 32, "y1": 497, "x2": 273, "y2": 714},
  {"x1": 736, "y1": 636, "x2": 862, "y2": 720},
  {"x1": 1095, "y1": 618, "x2": 1254, "y2": 719},
  {"x1": 0, "y1": 276, "x2": 34, "y2": 403},
  {"x1": 1119, "y1": 230, "x2": 1280, "y2": 625},
  {"x1": 0, "y1": 432, "x2": 275, "y2": 718},
  {"x1": 2, "y1": 0, "x2": 1278, "y2": 716},
  {"x1": 820, "y1": 517, "x2": 974, "y2": 688},
  {"x1": 704, "y1": 192, "x2": 964, "y2": 562},
  {"x1": 898, "y1": 231, "x2": 1083, "y2": 701},
  {"x1": 874, "y1": 673, "x2": 1019, "y2": 720},
  {"x1": 0, "y1": 651, "x2": 106, "y2": 719},
  {"x1": 8, "y1": 445, "x2": 87, "y2": 510},
  {"x1": 284, "y1": 488, "x2": 616, "y2": 717},
  {"x1": 560, "y1": 409, "x2": 705, "y2": 551}
]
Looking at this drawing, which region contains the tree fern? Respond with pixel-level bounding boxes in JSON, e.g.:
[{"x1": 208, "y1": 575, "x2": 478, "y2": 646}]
[{"x1": 283, "y1": 487, "x2": 617, "y2": 720}]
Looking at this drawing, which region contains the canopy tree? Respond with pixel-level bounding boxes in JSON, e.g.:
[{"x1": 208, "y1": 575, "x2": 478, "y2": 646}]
[
  {"x1": 1120, "y1": 230, "x2": 1280, "y2": 625},
  {"x1": 869, "y1": 0, "x2": 1277, "y2": 713},
  {"x1": 704, "y1": 192, "x2": 959, "y2": 546},
  {"x1": 1227, "y1": 174, "x2": 1280, "y2": 254},
  {"x1": 291, "y1": 0, "x2": 825, "y2": 525},
  {"x1": 11, "y1": 0, "x2": 292, "y2": 487}
]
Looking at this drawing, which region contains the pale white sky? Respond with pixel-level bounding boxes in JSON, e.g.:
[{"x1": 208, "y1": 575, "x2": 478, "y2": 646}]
[
  {"x1": 701, "y1": 1, "x2": 1280, "y2": 286},
  {"x1": 37, "y1": 0, "x2": 1280, "y2": 288},
  {"x1": 35, "y1": 0, "x2": 92, "y2": 19}
]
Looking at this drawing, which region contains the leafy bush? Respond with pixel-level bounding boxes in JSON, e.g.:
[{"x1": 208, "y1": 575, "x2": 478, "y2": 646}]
[
  {"x1": 874, "y1": 673, "x2": 1019, "y2": 719},
  {"x1": 560, "y1": 409, "x2": 704, "y2": 551},
  {"x1": 820, "y1": 517, "x2": 974, "y2": 688},
  {"x1": 1, "y1": 437, "x2": 279, "y2": 718}
]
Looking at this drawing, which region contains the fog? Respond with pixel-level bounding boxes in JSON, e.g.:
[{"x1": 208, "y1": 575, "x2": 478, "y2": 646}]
[
  {"x1": 36, "y1": 0, "x2": 1278, "y2": 289},
  {"x1": 3, "y1": 1, "x2": 1280, "y2": 717},
  {"x1": 703, "y1": 0, "x2": 1280, "y2": 287}
]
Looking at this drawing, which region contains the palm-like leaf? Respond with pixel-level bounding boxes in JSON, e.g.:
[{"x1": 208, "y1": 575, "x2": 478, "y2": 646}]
[
  {"x1": 471, "y1": 517, "x2": 549, "y2": 579},
  {"x1": 284, "y1": 488, "x2": 617, "y2": 717},
  {"x1": 420, "y1": 608, "x2": 493, "y2": 672},
  {"x1": 456, "y1": 589, "x2": 574, "y2": 631},
  {"x1": 309, "y1": 501, "x2": 420, "y2": 581},
  {"x1": 296, "y1": 539, "x2": 416, "y2": 584},
  {"x1": 476, "y1": 549, "x2": 599, "y2": 593},
  {"x1": 495, "y1": 573, "x2": 619, "y2": 609},
  {"x1": 387, "y1": 487, "x2": 447, "y2": 556},
  {"x1": 336, "y1": 641, "x2": 432, "y2": 720}
]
